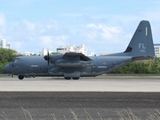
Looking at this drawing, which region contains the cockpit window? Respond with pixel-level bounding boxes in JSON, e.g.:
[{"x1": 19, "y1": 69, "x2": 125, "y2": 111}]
[{"x1": 12, "y1": 58, "x2": 19, "y2": 63}]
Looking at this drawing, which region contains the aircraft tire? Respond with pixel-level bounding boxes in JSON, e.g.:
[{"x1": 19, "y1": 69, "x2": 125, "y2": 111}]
[
  {"x1": 64, "y1": 77, "x2": 71, "y2": 80},
  {"x1": 72, "y1": 77, "x2": 80, "y2": 80},
  {"x1": 18, "y1": 75, "x2": 24, "y2": 80}
]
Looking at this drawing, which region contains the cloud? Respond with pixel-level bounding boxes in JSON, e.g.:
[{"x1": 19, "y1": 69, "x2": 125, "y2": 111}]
[
  {"x1": 0, "y1": 13, "x2": 5, "y2": 26},
  {"x1": 86, "y1": 23, "x2": 123, "y2": 43},
  {"x1": 39, "y1": 35, "x2": 68, "y2": 49},
  {"x1": 0, "y1": 17, "x2": 70, "y2": 53},
  {"x1": 23, "y1": 20, "x2": 36, "y2": 31},
  {"x1": 10, "y1": 41, "x2": 23, "y2": 52},
  {"x1": 1, "y1": 1, "x2": 160, "y2": 55},
  {"x1": 40, "y1": 36, "x2": 53, "y2": 47}
]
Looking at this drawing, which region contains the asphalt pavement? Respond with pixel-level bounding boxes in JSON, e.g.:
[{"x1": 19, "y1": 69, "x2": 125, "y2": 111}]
[{"x1": 0, "y1": 92, "x2": 160, "y2": 120}]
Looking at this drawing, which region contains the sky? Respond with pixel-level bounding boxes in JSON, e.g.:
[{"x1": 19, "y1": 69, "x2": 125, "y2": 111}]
[{"x1": 0, "y1": 0, "x2": 160, "y2": 55}]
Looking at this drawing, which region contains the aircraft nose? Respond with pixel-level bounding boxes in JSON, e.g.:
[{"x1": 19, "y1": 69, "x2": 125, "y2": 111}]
[{"x1": 3, "y1": 64, "x2": 10, "y2": 73}]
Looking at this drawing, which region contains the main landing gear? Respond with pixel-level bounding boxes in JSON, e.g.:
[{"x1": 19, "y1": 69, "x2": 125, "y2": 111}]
[
  {"x1": 64, "y1": 77, "x2": 80, "y2": 80},
  {"x1": 18, "y1": 75, "x2": 79, "y2": 80},
  {"x1": 18, "y1": 75, "x2": 24, "y2": 80}
]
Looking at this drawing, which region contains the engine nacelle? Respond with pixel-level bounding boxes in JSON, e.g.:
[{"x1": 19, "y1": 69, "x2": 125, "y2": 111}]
[
  {"x1": 55, "y1": 59, "x2": 93, "y2": 67},
  {"x1": 49, "y1": 54, "x2": 63, "y2": 63}
]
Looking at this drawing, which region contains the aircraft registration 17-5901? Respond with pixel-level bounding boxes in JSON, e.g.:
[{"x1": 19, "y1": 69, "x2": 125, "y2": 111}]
[{"x1": 3, "y1": 20, "x2": 155, "y2": 80}]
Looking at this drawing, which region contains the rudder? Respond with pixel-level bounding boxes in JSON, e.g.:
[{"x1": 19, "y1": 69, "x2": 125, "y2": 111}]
[{"x1": 124, "y1": 20, "x2": 155, "y2": 58}]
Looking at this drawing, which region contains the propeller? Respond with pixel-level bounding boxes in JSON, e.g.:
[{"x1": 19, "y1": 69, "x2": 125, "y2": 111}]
[{"x1": 44, "y1": 50, "x2": 50, "y2": 65}]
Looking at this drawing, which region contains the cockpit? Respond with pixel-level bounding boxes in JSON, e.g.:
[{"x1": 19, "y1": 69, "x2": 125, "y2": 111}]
[
  {"x1": 9, "y1": 58, "x2": 20, "y2": 67},
  {"x1": 12, "y1": 58, "x2": 19, "y2": 63}
]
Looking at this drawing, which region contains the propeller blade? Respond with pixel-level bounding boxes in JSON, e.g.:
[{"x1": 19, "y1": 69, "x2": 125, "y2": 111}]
[
  {"x1": 47, "y1": 50, "x2": 49, "y2": 65},
  {"x1": 44, "y1": 50, "x2": 50, "y2": 65}
]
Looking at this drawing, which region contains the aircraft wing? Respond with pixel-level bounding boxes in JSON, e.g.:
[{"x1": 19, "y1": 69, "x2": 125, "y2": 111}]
[
  {"x1": 54, "y1": 52, "x2": 91, "y2": 67},
  {"x1": 64, "y1": 52, "x2": 91, "y2": 61}
]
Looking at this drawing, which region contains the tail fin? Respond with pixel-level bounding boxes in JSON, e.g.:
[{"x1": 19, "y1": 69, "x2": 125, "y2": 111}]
[{"x1": 124, "y1": 20, "x2": 155, "y2": 59}]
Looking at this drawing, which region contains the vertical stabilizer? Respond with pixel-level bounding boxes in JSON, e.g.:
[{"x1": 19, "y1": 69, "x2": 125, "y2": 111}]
[{"x1": 124, "y1": 20, "x2": 155, "y2": 58}]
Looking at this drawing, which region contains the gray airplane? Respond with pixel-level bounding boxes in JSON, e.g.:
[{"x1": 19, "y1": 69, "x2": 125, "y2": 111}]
[{"x1": 3, "y1": 20, "x2": 155, "y2": 80}]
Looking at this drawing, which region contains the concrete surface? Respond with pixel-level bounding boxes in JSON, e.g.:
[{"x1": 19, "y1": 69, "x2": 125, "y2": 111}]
[{"x1": 0, "y1": 77, "x2": 159, "y2": 92}]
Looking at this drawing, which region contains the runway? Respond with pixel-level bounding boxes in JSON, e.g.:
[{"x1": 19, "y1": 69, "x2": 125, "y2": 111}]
[
  {"x1": 0, "y1": 77, "x2": 160, "y2": 92},
  {"x1": 0, "y1": 77, "x2": 160, "y2": 119}
]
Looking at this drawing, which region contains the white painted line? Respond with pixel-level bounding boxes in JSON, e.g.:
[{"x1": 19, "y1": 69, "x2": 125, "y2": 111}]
[{"x1": 146, "y1": 27, "x2": 148, "y2": 36}]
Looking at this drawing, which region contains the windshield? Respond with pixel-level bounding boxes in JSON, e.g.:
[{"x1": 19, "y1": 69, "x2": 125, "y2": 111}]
[{"x1": 12, "y1": 58, "x2": 19, "y2": 63}]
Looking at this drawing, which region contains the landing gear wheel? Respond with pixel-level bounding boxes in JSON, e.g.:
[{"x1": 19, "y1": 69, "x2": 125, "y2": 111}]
[
  {"x1": 18, "y1": 75, "x2": 24, "y2": 80},
  {"x1": 72, "y1": 77, "x2": 80, "y2": 80},
  {"x1": 64, "y1": 77, "x2": 71, "y2": 80}
]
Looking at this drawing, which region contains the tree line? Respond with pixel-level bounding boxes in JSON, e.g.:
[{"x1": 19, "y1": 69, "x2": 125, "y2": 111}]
[
  {"x1": 0, "y1": 48, "x2": 21, "y2": 73},
  {"x1": 0, "y1": 48, "x2": 160, "y2": 74},
  {"x1": 111, "y1": 57, "x2": 160, "y2": 74}
]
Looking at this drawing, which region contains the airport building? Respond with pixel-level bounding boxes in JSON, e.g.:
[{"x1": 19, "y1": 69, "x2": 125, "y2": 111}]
[
  {"x1": 39, "y1": 48, "x2": 53, "y2": 56},
  {"x1": 0, "y1": 39, "x2": 10, "y2": 49},
  {"x1": 154, "y1": 44, "x2": 160, "y2": 57},
  {"x1": 57, "y1": 44, "x2": 90, "y2": 56},
  {"x1": 39, "y1": 45, "x2": 93, "y2": 56}
]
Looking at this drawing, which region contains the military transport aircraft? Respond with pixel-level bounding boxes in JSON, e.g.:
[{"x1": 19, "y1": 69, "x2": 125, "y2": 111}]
[{"x1": 3, "y1": 20, "x2": 155, "y2": 80}]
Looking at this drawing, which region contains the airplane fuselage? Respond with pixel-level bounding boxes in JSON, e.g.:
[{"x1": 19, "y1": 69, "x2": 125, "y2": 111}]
[{"x1": 4, "y1": 55, "x2": 132, "y2": 79}]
